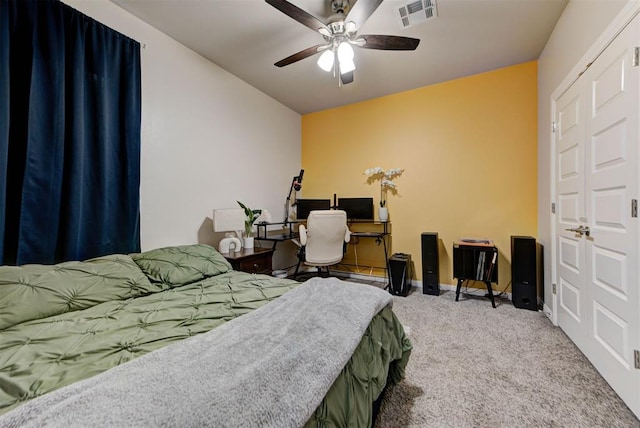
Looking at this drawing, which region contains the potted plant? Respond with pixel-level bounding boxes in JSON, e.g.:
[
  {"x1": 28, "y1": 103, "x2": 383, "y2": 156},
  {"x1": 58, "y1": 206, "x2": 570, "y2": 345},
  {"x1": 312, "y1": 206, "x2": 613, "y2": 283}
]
[
  {"x1": 237, "y1": 201, "x2": 262, "y2": 249},
  {"x1": 364, "y1": 167, "x2": 404, "y2": 221}
]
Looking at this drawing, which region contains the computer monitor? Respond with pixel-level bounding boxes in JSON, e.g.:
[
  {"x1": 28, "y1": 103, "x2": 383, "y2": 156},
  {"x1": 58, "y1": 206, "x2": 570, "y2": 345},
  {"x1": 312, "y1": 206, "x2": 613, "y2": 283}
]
[
  {"x1": 296, "y1": 198, "x2": 331, "y2": 220},
  {"x1": 338, "y1": 197, "x2": 374, "y2": 220}
]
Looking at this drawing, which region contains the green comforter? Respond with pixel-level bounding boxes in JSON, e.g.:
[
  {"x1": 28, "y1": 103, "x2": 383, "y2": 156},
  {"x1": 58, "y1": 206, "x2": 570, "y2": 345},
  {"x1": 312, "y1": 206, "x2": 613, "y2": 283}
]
[{"x1": 0, "y1": 244, "x2": 411, "y2": 426}]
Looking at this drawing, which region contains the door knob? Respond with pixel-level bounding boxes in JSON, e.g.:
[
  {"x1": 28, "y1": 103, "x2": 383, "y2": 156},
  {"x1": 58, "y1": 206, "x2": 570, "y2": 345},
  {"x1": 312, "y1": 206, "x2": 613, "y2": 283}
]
[{"x1": 566, "y1": 225, "x2": 590, "y2": 237}]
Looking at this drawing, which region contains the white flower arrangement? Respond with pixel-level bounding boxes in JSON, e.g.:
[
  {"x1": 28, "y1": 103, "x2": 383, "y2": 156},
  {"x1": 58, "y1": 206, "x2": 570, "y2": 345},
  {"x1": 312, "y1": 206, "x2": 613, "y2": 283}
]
[{"x1": 364, "y1": 167, "x2": 405, "y2": 207}]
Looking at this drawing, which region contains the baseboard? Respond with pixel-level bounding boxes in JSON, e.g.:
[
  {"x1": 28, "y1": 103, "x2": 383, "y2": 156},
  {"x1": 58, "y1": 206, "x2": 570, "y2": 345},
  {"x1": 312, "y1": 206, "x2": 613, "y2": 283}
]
[
  {"x1": 543, "y1": 303, "x2": 553, "y2": 322},
  {"x1": 330, "y1": 270, "x2": 387, "y2": 284},
  {"x1": 412, "y1": 280, "x2": 513, "y2": 301},
  {"x1": 322, "y1": 273, "x2": 516, "y2": 302},
  {"x1": 291, "y1": 267, "x2": 389, "y2": 284}
]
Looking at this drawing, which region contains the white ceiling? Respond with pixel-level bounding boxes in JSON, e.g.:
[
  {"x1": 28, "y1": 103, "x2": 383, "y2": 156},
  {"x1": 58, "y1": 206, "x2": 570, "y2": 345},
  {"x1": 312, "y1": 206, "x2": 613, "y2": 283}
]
[{"x1": 112, "y1": 0, "x2": 569, "y2": 115}]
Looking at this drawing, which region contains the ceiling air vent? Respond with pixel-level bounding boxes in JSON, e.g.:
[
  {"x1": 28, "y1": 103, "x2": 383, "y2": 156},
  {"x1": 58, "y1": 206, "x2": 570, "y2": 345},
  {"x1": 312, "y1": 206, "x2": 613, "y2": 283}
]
[{"x1": 397, "y1": 0, "x2": 437, "y2": 28}]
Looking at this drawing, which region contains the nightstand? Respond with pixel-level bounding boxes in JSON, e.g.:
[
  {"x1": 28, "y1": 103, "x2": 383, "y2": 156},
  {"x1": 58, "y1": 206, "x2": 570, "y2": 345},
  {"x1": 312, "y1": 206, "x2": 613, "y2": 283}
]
[{"x1": 222, "y1": 247, "x2": 275, "y2": 274}]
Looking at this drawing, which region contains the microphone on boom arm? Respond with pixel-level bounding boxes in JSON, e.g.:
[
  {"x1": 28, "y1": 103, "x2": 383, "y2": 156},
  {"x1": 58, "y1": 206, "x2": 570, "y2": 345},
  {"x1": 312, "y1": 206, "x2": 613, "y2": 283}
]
[
  {"x1": 294, "y1": 169, "x2": 304, "y2": 191},
  {"x1": 284, "y1": 169, "x2": 305, "y2": 223}
]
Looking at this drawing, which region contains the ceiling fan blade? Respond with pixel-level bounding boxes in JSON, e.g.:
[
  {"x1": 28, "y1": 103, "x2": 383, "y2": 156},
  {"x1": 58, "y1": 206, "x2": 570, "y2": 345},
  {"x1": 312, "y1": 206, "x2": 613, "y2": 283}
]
[
  {"x1": 340, "y1": 71, "x2": 354, "y2": 85},
  {"x1": 358, "y1": 35, "x2": 420, "y2": 50},
  {"x1": 344, "y1": 0, "x2": 383, "y2": 30},
  {"x1": 274, "y1": 44, "x2": 326, "y2": 67},
  {"x1": 265, "y1": 0, "x2": 329, "y2": 34}
]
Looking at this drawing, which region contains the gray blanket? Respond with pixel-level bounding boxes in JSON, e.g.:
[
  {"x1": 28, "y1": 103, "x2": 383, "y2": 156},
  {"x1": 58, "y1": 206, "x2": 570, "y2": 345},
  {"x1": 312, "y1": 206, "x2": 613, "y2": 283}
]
[{"x1": 0, "y1": 277, "x2": 392, "y2": 428}]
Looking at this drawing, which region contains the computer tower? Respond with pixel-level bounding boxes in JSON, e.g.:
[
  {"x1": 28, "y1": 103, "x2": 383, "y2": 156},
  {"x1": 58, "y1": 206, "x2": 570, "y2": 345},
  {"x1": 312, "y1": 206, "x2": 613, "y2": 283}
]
[
  {"x1": 511, "y1": 236, "x2": 543, "y2": 311},
  {"x1": 389, "y1": 253, "x2": 412, "y2": 297},
  {"x1": 421, "y1": 232, "x2": 440, "y2": 295}
]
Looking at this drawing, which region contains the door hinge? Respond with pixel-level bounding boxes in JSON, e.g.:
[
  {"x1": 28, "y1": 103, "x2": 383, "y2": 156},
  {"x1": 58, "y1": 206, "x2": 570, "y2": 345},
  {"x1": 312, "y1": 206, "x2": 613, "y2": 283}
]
[
  {"x1": 552, "y1": 283, "x2": 557, "y2": 295},
  {"x1": 635, "y1": 350, "x2": 640, "y2": 369},
  {"x1": 552, "y1": 121, "x2": 557, "y2": 133},
  {"x1": 632, "y1": 199, "x2": 638, "y2": 218},
  {"x1": 633, "y1": 47, "x2": 639, "y2": 67},
  {"x1": 551, "y1": 203, "x2": 556, "y2": 214}
]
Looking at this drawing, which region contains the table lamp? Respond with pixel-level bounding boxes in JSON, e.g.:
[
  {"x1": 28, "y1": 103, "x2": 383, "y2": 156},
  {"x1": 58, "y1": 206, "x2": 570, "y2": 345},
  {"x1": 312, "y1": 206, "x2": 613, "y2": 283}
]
[{"x1": 212, "y1": 208, "x2": 245, "y2": 253}]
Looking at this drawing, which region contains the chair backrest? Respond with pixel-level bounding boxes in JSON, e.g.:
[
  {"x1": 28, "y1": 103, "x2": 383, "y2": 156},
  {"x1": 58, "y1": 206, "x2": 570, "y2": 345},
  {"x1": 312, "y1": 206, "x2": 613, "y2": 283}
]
[{"x1": 304, "y1": 210, "x2": 349, "y2": 265}]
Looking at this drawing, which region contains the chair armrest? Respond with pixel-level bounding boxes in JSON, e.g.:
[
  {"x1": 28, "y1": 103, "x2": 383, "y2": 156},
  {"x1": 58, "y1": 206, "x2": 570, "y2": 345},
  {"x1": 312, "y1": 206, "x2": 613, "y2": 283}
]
[
  {"x1": 344, "y1": 227, "x2": 351, "y2": 243},
  {"x1": 299, "y1": 225, "x2": 308, "y2": 246}
]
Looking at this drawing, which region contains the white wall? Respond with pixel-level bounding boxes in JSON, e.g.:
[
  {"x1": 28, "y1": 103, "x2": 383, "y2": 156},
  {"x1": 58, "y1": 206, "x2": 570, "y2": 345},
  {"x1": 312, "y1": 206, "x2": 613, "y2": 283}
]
[
  {"x1": 62, "y1": 0, "x2": 302, "y2": 268},
  {"x1": 537, "y1": 0, "x2": 632, "y2": 313}
]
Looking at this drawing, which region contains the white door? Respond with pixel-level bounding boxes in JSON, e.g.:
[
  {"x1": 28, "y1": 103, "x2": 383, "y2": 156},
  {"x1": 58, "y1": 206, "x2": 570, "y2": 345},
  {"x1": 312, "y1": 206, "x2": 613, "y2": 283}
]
[
  {"x1": 555, "y1": 14, "x2": 640, "y2": 416},
  {"x1": 583, "y1": 17, "x2": 639, "y2": 413},
  {"x1": 555, "y1": 80, "x2": 588, "y2": 352}
]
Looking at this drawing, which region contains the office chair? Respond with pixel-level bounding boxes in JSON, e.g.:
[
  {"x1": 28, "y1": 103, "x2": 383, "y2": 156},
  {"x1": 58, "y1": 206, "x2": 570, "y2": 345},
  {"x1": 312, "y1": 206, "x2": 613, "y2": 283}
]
[{"x1": 293, "y1": 210, "x2": 351, "y2": 279}]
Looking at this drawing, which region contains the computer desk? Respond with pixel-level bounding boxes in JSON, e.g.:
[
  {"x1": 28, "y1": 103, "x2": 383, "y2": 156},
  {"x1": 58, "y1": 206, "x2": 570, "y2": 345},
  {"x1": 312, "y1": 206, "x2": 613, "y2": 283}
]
[{"x1": 255, "y1": 220, "x2": 391, "y2": 287}]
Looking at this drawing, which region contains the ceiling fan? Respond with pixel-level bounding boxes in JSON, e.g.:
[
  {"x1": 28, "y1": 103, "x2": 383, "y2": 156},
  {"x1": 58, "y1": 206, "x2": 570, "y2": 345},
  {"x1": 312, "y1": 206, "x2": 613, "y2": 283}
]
[{"x1": 265, "y1": 0, "x2": 420, "y2": 85}]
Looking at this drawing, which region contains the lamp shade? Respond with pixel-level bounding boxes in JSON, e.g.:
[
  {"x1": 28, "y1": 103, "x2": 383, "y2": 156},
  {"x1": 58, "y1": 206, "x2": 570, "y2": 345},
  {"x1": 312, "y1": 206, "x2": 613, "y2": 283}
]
[
  {"x1": 212, "y1": 208, "x2": 245, "y2": 232},
  {"x1": 339, "y1": 58, "x2": 355, "y2": 74},
  {"x1": 337, "y1": 42, "x2": 354, "y2": 62},
  {"x1": 317, "y1": 50, "x2": 334, "y2": 72},
  {"x1": 337, "y1": 42, "x2": 355, "y2": 74}
]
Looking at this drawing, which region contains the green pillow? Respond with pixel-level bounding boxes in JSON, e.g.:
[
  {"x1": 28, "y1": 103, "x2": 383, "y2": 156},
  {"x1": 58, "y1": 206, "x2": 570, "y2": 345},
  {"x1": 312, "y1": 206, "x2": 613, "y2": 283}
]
[
  {"x1": 131, "y1": 244, "x2": 231, "y2": 288},
  {"x1": 0, "y1": 254, "x2": 155, "y2": 330}
]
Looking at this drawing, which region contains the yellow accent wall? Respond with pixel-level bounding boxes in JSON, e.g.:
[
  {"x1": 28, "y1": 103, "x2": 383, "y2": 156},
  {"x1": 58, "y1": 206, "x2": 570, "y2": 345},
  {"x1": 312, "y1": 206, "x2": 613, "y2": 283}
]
[{"x1": 301, "y1": 61, "x2": 538, "y2": 291}]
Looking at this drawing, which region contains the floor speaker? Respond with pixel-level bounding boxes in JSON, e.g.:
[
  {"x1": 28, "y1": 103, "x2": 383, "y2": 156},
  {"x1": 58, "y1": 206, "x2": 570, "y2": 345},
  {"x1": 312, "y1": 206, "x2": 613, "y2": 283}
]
[
  {"x1": 389, "y1": 253, "x2": 412, "y2": 296},
  {"x1": 421, "y1": 232, "x2": 440, "y2": 295},
  {"x1": 511, "y1": 235, "x2": 543, "y2": 311}
]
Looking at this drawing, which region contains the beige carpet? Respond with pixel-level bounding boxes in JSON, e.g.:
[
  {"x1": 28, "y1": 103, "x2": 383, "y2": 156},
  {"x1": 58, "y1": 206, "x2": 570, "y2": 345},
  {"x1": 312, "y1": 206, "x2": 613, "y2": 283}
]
[{"x1": 375, "y1": 288, "x2": 640, "y2": 428}]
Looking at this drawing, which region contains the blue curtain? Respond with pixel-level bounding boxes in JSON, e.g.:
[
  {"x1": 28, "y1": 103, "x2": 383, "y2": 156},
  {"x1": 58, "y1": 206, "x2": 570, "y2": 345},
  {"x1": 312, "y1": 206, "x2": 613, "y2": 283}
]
[{"x1": 0, "y1": 0, "x2": 141, "y2": 265}]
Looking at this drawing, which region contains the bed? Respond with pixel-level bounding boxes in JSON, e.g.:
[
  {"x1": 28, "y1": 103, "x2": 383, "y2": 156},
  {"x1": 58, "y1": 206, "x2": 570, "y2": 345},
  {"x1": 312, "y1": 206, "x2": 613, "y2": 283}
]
[{"x1": 0, "y1": 244, "x2": 411, "y2": 427}]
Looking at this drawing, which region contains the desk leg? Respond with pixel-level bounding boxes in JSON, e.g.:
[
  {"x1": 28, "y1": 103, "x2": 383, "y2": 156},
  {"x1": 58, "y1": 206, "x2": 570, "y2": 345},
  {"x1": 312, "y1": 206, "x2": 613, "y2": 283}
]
[
  {"x1": 455, "y1": 278, "x2": 463, "y2": 301},
  {"x1": 382, "y1": 235, "x2": 390, "y2": 290},
  {"x1": 484, "y1": 281, "x2": 496, "y2": 308}
]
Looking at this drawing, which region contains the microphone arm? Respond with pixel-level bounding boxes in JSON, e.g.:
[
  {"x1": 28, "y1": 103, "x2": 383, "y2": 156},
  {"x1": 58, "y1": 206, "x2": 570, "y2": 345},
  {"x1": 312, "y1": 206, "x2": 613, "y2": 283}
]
[{"x1": 283, "y1": 169, "x2": 304, "y2": 223}]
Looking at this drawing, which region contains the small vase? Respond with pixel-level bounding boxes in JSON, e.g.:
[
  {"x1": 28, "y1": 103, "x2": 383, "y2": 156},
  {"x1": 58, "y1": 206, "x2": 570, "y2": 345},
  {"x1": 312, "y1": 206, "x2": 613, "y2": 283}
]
[
  {"x1": 243, "y1": 236, "x2": 254, "y2": 249},
  {"x1": 379, "y1": 207, "x2": 389, "y2": 222}
]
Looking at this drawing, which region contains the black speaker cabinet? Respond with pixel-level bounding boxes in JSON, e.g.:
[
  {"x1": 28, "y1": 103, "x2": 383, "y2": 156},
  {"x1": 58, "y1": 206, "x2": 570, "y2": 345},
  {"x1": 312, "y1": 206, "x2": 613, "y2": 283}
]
[
  {"x1": 389, "y1": 253, "x2": 412, "y2": 297},
  {"x1": 511, "y1": 236, "x2": 543, "y2": 311},
  {"x1": 421, "y1": 232, "x2": 440, "y2": 295}
]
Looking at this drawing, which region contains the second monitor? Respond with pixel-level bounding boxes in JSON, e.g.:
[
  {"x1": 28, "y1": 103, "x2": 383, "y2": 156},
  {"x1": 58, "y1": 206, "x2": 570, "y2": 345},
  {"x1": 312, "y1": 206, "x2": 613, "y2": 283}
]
[{"x1": 338, "y1": 197, "x2": 374, "y2": 220}]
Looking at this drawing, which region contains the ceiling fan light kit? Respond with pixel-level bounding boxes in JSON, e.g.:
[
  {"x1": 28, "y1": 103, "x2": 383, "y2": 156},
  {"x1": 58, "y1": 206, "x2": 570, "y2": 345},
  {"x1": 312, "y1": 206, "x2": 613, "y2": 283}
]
[
  {"x1": 317, "y1": 50, "x2": 335, "y2": 71},
  {"x1": 266, "y1": 0, "x2": 421, "y2": 86}
]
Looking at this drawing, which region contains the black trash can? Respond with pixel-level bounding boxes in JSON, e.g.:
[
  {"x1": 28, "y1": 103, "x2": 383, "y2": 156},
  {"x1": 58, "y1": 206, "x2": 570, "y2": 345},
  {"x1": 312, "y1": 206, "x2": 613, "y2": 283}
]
[{"x1": 388, "y1": 253, "x2": 412, "y2": 296}]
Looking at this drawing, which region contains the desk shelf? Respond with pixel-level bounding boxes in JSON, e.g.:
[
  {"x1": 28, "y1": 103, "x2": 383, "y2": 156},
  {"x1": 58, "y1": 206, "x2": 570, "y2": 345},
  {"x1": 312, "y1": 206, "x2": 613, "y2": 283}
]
[{"x1": 255, "y1": 221, "x2": 299, "y2": 248}]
